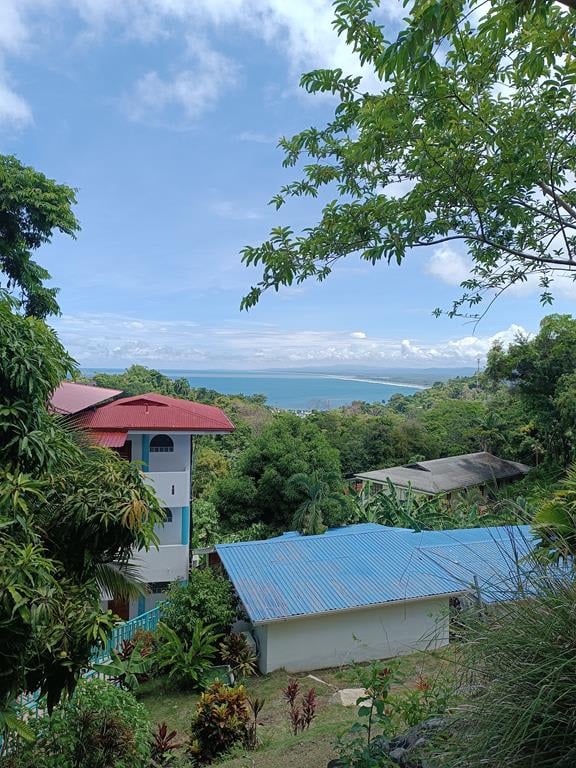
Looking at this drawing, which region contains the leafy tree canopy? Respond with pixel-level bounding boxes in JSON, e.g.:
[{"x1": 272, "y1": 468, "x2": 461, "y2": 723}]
[
  {"x1": 0, "y1": 155, "x2": 78, "y2": 318},
  {"x1": 211, "y1": 412, "x2": 345, "y2": 530},
  {"x1": 1, "y1": 301, "x2": 163, "y2": 715},
  {"x1": 241, "y1": 0, "x2": 576, "y2": 319},
  {"x1": 486, "y1": 314, "x2": 576, "y2": 465}
]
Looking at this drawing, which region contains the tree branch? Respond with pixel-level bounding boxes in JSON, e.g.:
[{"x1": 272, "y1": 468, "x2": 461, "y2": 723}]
[
  {"x1": 412, "y1": 234, "x2": 576, "y2": 267},
  {"x1": 538, "y1": 182, "x2": 576, "y2": 222}
]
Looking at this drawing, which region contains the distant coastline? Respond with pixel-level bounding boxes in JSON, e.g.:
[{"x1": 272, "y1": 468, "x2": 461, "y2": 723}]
[
  {"x1": 84, "y1": 367, "x2": 436, "y2": 410},
  {"x1": 318, "y1": 374, "x2": 427, "y2": 390}
]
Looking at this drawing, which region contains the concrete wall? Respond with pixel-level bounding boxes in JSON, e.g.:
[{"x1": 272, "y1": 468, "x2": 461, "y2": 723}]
[
  {"x1": 255, "y1": 597, "x2": 450, "y2": 674},
  {"x1": 147, "y1": 433, "x2": 191, "y2": 473},
  {"x1": 156, "y1": 507, "x2": 182, "y2": 545},
  {"x1": 131, "y1": 543, "x2": 188, "y2": 583},
  {"x1": 144, "y1": 470, "x2": 190, "y2": 507}
]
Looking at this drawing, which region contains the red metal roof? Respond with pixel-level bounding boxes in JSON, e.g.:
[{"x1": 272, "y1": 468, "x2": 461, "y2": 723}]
[
  {"x1": 50, "y1": 382, "x2": 122, "y2": 415},
  {"x1": 89, "y1": 431, "x2": 128, "y2": 448},
  {"x1": 80, "y1": 392, "x2": 234, "y2": 433}
]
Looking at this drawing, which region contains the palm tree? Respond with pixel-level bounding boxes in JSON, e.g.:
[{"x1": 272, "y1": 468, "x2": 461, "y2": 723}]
[{"x1": 287, "y1": 470, "x2": 347, "y2": 535}]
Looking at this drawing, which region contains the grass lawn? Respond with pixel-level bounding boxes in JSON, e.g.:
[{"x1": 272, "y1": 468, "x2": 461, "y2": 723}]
[{"x1": 137, "y1": 647, "x2": 454, "y2": 767}]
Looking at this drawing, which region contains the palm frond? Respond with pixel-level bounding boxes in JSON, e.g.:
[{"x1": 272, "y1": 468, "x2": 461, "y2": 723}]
[{"x1": 94, "y1": 561, "x2": 149, "y2": 600}]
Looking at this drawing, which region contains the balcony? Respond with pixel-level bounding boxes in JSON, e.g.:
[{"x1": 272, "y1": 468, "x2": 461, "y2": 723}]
[
  {"x1": 131, "y1": 544, "x2": 189, "y2": 583},
  {"x1": 144, "y1": 470, "x2": 190, "y2": 507}
]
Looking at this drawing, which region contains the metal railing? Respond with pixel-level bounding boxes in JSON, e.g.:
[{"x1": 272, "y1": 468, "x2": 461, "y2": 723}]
[{"x1": 17, "y1": 605, "x2": 163, "y2": 719}]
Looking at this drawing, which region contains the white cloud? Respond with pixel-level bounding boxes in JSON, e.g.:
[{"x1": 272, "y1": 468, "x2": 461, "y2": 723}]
[
  {"x1": 0, "y1": 0, "x2": 403, "y2": 130},
  {"x1": 238, "y1": 130, "x2": 277, "y2": 144},
  {"x1": 51, "y1": 313, "x2": 531, "y2": 369},
  {"x1": 127, "y1": 38, "x2": 238, "y2": 123},
  {"x1": 211, "y1": 200, "x2": 262, "y2": 221},
  {"x1": 0, "y1": 76, "x2": 32, "y2": 128},
  {"x1": 426, "y1": 245, "x2": 576, "y2": 301},
  {"x1": 426, "y1": 246, "x2": 472, "y2": 286}
]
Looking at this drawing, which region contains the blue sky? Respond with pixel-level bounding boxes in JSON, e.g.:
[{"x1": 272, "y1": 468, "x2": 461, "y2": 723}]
[{"x1": 1, "y1": 0, "x2": 574, "y2": 370}]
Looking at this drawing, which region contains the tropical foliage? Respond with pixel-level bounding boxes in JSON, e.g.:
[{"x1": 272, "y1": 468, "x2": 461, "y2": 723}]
[
  {"x1": 0, "y1": 154, "x2": 79, "y2": 319},
  {"x1": 188, "y1": 681, "x2": 252, "y2": 765},
  {"x1": 288, "y1": 470, "x2": 349, "y2": 535},
  {"x1": 210, "y1": 412, "x2": 347, "y2": 531},
  {"x1": 162, "y1": 567, "x2": 236, "y2": 640},
  {"x1": 153, "y1": 621, "x2": 221, "y2": 691},
  {"x1": 0, "y1": 157, "x2": 163, "y2": 724},
  {"x1": 4, "y1": 679, "x2": 151, "y2": 768},
  {"x1": 441, "y1": 573, "x2": 576, "y2": 768}
]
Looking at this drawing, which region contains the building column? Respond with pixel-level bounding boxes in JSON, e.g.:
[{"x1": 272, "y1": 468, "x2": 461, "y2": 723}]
[
  {"x1": 141, "y1": 434, "x2": 150, "y2": 471},
  {"x1": 181, "y1": 506, "x2": 190, "y2": 546},
  {"x1": 137, "y1": 595, "x2": 146, "y2": 615}
]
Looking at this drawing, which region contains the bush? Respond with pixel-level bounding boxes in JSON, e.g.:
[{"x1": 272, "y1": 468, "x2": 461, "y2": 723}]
[
  {"x1": 218, "y1": 633, "x2": 257, "y2": 677},
  {"x1": 162, "y1": 568, "x2": 236, "y2": 640},
  {"x1": 188, "y1": 681, "x2": 250, "y2": 765},
  {"x1": 6, "y1": 679, "x2": 151, "y2": 768},
  {"x1": 153, "y1": 621, "x2": 220, "y2": 691},
  {"x1": 441, "y1": 575, "x2": 576, "y2": 767}
]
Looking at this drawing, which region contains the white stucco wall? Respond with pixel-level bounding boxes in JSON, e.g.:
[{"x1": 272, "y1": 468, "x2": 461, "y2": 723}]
[
  {"x1": 156, "y1": 506, "x2": 183, "y2": 545},
  {"x1": 147, "y1": 433, "x2": 191, "y2": 472},
  {"x1": 254, "y1": 597, "x2": 450, "y2": 674},
  {"x1": 131, "y1": 543, "x2": 188, "y2": 583}
]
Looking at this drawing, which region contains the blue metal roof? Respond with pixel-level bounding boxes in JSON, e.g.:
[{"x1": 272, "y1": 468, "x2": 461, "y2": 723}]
[{"x1": 216, "y1": 523, "x2": 537, "y2": 624}]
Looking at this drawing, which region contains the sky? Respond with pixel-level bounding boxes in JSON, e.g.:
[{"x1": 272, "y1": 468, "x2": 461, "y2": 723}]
[{"x1": 1, "y1": 0, "x2": 575, "y2": 370}]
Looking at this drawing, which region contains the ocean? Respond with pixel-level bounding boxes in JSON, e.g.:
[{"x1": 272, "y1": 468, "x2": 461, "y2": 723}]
[{"x1": 159, "y1": 370, "x2": 423, "y2": 411}]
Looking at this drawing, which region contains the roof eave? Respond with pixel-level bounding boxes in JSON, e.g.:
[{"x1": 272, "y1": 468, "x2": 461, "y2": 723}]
[{"x1": 249, "y1": 589, "x2": 463, "y2": 626}]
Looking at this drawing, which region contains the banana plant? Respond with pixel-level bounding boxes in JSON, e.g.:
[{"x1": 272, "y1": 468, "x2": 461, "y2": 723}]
[{"x1": 92, "y1": 640, "x2": 152, "y2": 691}]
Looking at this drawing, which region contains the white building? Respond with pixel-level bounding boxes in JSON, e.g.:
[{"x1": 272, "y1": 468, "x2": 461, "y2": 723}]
[
  {"x1": 216, "y1": 523, "x2": 533, "y2": 673},
  {"x1": 51, "y1": 384, "x2": 234, "y2": 619}
]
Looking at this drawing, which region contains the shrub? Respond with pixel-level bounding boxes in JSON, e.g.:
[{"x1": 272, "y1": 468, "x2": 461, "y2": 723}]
[
  {"x1": 440, "y1": 575, "x2": 576, "y2": 768},
  {"x1": 153, "y1": 621, "x2": 220, "y2": 690},
  {"x1": 92, "y1": 640, "x2": 153, "y2": 691},
  {"x1": 6, "y1": 679, "x2": 151, "y2": 768},
  {"x1": 219, "y1": 633, "x2": 258, "y2": 677},
  {"x1": 150, "y1": 722, "x2": 182, "y2": 767},
  {"x1": 282, "y1": 678, "x2": 317, "y2": 736},
  {"x1": 188, "y1": 681, "x2": 251, "y2": 765},
  {"x1": 393, "y1": 673, "x2": 453, "y2": 729},
  {"x1": 162, "y1": 568, "x2": 236, "y2": 641}
]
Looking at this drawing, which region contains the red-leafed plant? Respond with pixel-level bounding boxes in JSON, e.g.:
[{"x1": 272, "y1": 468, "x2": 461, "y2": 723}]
[
  {"x1": 150, "y1": 722, "x2": 182, "y2": 766},
  {"x1": 282, "y1": 678, "x2": 317, "y2": 735}
]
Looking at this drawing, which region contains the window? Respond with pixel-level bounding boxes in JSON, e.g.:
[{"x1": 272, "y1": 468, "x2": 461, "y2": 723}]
[
  {"x1": 150, "y1": 434, "x2": 174, "y2": 452},
  {"x1": 148, "y1": 581, "x2": 171, "y2": 594},
  {"x1": 163, "y1": 508, "x2": 173, "y2": 523}
]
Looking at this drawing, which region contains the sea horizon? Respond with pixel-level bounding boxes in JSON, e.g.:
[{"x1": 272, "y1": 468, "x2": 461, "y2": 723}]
[{"x1": 80, "y1": 367, "x2": 456, "y2": 411}]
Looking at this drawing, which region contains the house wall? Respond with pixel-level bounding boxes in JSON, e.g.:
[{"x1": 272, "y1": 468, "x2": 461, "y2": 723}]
[
  {"x1": 156, "y1": 507, "x2": 182, "y2": 545},
  {"x1": 255, "y1": 597, "x2": 450, "y2": 674},
  {"x1": 148, "y1": 433, "x2": 191, "y2": 473}
]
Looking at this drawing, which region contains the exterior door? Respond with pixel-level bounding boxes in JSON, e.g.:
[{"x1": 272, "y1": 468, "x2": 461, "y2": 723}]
[{"x1": 108, "y1": 596, "x2": 130, "y2": 621}]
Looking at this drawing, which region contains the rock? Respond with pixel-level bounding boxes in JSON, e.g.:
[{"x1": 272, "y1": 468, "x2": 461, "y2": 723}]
[
  {"x1": 389, "y1": 747, "x2": 408, "y2": 763},
  {"x1": 327, "y1": 761, "x2": 346, "y2": 768},
  {"x1": 330, "y1": 688, "x2": 369, "y2": 707},
  {"x1": 389, "y1": 717, "x2": 449, "y2": 751},
  {"x1": 368, "y1": 735, "x2": 390, "y2": 756}
]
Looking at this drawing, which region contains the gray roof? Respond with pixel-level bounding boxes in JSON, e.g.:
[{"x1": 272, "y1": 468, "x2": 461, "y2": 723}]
[{"x1": 355, "y1": 452, "x2": 530, "y2": 495}]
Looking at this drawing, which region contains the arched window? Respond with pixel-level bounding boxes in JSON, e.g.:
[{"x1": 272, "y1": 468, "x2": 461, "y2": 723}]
[
  {"x1": 150, "y1": 434, "x2": 174, "y2": 453},
  {"x1": 162, "y1": 508, "x2": 173, "y2": 523}
]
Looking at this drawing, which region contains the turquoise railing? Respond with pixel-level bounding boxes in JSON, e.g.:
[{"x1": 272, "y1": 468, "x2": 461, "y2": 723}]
[
  {"x1": 90, "y1": 605, "x2": 162, "y2": 665},
  {"x1": 17, "y1": 605, "x2": 163, "y2": 719}
]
